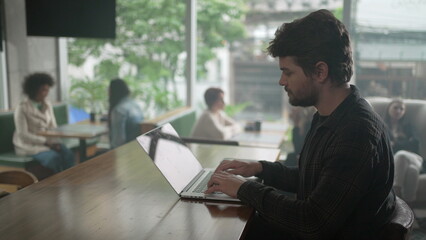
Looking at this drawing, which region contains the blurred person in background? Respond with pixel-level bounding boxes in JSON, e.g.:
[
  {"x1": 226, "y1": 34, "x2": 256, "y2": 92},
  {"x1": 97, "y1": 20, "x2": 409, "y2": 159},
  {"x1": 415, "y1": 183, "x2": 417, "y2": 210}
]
[
  {"x1": 385, "y1": 99, "x2": 423, "y2": 202},
  {"x1": 285, "y1": 106, "x2": 315, "y2": 166},
  {"x1": 13, "y1": 73, "x2": 75, "y2": 173},
  {"x1": 108, "y1": 78, "x2": 144, "y2": 149},
  {"x1": 191, "y1": 87, "x2": 241, "y2": 140}
]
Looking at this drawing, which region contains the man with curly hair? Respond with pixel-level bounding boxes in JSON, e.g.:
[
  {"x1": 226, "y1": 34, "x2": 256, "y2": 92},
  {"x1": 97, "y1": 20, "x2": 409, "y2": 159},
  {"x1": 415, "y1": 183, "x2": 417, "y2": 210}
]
[{"x1": 206, "y1": 10, "x2": 396, "y2": 239}]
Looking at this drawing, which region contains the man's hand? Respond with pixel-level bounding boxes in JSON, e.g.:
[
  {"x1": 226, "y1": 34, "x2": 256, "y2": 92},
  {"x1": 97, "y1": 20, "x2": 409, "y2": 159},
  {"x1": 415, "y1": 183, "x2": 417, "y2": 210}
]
[
  {"x1": 205, "y1": 171, "x2": 246, "y2": 198},
  {"x1": 214, "y1": 159, "x2": 263, "y2": 177},
  {"x1": 204, "y1": 159, "x2": 262, "y2": 198}
]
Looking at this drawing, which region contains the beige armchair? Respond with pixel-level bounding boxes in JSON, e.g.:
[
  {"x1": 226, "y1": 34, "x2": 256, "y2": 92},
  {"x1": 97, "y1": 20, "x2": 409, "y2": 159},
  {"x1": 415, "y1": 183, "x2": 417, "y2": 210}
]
[
  {"x1": 367, "y1": 97, "x2": 426, "y2": 205},
  {"x1": 367, "y1": 97, "x2": 426, "y2": 160}
]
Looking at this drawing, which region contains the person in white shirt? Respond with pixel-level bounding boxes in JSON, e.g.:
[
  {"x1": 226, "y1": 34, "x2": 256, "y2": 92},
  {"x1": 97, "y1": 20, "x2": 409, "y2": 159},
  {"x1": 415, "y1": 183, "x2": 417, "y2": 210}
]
[
  {"x1": 191, "y1": 87, "x2": 241, "y2": 140},
  {"x1": 13, "y1": 73, "x2": 75, "y2": 173}
]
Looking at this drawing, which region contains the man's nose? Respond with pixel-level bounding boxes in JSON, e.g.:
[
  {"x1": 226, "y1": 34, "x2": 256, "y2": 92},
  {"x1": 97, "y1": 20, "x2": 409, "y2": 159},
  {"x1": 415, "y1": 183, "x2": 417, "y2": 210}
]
[{"x1": 279, "y1": 75, "x2": 287, "y2": 86}]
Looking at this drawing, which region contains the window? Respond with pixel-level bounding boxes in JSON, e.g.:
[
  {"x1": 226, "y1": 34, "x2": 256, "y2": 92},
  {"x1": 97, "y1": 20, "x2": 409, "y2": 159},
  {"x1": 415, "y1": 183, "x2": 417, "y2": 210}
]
[
  {"x1": 67, "y1": 0, "x2": 187, "y2": 118},
  {"x1": 354, "y1": 0, "x2": 426, "y2": 100}
]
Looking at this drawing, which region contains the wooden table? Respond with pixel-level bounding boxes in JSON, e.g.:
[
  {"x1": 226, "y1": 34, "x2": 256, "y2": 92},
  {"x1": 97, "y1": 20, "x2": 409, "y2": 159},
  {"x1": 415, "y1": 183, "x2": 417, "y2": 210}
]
[
  {"x1": 38, "y1": 122, "x2": 108, "y2": 161},
  {"x1": 0, "y1": 141, "x2": 280, "y2": 240},
  {"x1": 189, "y1": 144, "x2": 281, "y2": 167},
  {"x1": 231, "y1": 122, "x2": 288, "y2": 149},
  {"x1": 0, "y1": 189, "x2": 8, "y2": 198}
]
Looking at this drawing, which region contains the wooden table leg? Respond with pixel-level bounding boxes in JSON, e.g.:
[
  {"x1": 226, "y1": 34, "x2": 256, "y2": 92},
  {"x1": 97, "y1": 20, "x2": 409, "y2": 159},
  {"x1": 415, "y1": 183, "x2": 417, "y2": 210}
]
[{"x1": 79, "y1": 139, "x2": 87, "y2": 162}]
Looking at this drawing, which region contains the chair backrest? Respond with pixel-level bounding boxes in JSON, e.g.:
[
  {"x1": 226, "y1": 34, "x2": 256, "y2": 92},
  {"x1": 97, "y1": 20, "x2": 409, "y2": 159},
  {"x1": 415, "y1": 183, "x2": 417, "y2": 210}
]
[
  {"x1": 0, "y1": 103, "x2": 68, "y2": 154},
  {"x1": 0, "y1": 170, "x2": 38, "y2": 189},
  {"x1": 168, "y1": 110, "x2": 196, "y2": 137},
  {"x1": 181, "y1": 137, "x2": 239, "y2": 146},
  {"x1": 0, "y1": 111, "x2": 16, "y2": 154},
  {"x1": 141, "y1": 107, "x2": 196, "y2": 137},
  {"x1": 380, "y1": 196, "x2": 414, "y2": 240},
  {"x1": 367, "y1": 97, "x2": 426, "y2": 160},
  {"x1": 53, "y1": 103, "x2": 69, "y2": 126}
]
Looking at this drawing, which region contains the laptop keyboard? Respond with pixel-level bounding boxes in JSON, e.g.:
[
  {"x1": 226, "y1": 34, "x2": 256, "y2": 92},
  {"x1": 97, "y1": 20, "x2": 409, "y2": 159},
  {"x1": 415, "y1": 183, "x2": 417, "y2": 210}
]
[{"x1": 193, "y1": 171, "x2": 213, "y2": 193}]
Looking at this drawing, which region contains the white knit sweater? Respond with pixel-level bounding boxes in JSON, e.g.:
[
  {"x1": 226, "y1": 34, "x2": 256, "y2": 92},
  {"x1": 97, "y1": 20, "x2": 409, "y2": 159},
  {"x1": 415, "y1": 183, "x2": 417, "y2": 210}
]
[
  {"x1": 191, "y1": 110, "x2": 241, "y2": 140},
  {"x1": 13, "y1": 99, "x2": 58, "y2": 156}
]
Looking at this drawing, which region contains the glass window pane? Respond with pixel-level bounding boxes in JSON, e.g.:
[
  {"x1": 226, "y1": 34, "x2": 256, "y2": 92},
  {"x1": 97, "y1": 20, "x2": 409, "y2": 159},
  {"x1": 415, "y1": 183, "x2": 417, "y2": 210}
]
[
  {"x1": 195, "y1": 1, "x2": 344, "y2": 122},
  {"x1": 67, "y1": 0, "x2": 187, "y2": 118},
  {"x1": 355, "y1": 0, "x2": 426, "y2": 99}
]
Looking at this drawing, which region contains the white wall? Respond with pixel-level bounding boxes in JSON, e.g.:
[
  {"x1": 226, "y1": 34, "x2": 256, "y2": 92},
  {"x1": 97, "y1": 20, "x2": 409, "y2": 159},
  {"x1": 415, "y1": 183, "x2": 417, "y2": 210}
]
[
  {"x1": 0, "y1": 42, "x2": 7, "y2": 109},
  {"x1": 4, "y1": 0, "x2": 62, "y2": 108}
]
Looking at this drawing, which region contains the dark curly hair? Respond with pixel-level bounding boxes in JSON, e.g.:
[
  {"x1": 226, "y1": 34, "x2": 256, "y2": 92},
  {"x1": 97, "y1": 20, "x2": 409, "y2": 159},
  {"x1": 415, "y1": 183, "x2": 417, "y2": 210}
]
[
  {"x1": 267, "y1": 9, "x2": 353, "y2": 85},
  {"x1": 23, "y1": 73, "x2": 55, "y2": 100}
]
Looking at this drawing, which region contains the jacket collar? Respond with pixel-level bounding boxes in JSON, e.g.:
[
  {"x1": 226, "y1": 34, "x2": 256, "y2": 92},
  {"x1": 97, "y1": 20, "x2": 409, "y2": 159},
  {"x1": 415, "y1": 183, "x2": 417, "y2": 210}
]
[
  {"x1": 312, "y1": 85, "x2": 362, "y2": 130},
  {"x1": 23, "y1": 97, "x2": 50, "y2": 113}
]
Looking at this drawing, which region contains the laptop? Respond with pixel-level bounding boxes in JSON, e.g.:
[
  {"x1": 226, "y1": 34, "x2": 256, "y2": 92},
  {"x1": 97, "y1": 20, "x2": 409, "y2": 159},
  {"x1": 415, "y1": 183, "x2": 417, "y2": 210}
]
[{"x1": 136, "y1": 123, "x2": 241, "y2": 202}]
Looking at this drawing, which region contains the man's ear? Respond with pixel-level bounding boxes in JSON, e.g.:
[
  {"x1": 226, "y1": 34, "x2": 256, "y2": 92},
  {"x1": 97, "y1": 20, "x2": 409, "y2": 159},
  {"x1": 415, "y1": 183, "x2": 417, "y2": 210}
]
[{"x1": 314, "y1": 61, "x2": 329, "y2": 83}]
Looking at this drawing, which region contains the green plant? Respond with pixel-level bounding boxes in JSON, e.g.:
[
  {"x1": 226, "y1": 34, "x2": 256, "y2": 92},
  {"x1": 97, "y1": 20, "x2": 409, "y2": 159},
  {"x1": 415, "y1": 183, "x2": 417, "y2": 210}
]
[
  {"x1": 67, "y1": 0, "x2": 247, "y2": 114},
  {"x1": 224, "y1": 102, "x2": 251, "y2": 117},
  {"x1": 69, "y1": 77, "x2": 109, "y2": 113}
]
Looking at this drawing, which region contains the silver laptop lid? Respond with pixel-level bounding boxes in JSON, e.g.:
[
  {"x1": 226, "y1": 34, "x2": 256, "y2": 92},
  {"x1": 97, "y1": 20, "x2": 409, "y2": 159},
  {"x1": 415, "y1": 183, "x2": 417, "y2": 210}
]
[{"x1": 136, "y1": 123, "x2": 203, "y2": 194}]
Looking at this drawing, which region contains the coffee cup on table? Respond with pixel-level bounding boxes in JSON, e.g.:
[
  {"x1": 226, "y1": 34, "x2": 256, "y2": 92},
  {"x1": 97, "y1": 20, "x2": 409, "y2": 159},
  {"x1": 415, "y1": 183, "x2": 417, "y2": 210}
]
[
  {"x1": 90, "y1": 112, "x2": 96, "y2": 123},
  {"x1": 254, "y1": 121, "x2": 262, "y2": 131}
]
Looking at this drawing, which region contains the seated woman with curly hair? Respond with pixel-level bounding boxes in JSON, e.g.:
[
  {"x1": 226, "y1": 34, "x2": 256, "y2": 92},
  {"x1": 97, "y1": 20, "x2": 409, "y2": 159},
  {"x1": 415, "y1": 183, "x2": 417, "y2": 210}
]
[{"x1": 13, "y1": 73, "x2": 75, "y2": 173}]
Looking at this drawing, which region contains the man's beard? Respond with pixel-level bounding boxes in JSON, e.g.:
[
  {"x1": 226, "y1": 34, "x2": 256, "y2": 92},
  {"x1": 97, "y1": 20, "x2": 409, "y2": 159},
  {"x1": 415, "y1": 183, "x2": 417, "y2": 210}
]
[{"x1": 287, "y1": 88, "x2": 317, "y2": 107}]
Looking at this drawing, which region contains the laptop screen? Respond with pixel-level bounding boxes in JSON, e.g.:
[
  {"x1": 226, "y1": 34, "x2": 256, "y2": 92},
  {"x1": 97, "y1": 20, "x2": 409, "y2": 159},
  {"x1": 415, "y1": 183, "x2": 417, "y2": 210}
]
[{"x1": 136, "y1": 123, "x2": 203, "y2": 194}]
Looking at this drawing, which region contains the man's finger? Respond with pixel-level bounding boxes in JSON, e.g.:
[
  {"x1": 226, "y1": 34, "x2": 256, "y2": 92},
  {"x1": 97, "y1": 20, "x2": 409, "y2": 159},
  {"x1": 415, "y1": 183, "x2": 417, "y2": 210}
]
[
  {"x1": 226, "y1": 169, "x2": 240, "y2": 175},
  {"x1": 216, "y1": 161, "x2": 240, "y2": 172},
  {"x1": 207, "y1": 173, "x2": 221, "y2": 187},
  {"x1": 205, "y1": 184, "x2": 220, "y2": 194},
  {"x1": 215, "y1": 163, "x2": 232, "y2": 172}
]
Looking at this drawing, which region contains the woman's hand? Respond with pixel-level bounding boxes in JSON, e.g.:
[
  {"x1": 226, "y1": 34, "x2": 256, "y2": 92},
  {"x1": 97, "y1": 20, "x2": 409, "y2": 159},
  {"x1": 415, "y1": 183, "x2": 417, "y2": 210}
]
[{"x1": 45, "y1": 143, "x2": 61, "y2": 152}]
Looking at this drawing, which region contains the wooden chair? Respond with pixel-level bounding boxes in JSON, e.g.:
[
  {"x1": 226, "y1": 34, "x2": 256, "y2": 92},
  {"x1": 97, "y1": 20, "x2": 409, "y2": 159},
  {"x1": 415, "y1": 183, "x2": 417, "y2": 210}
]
[
  {"x1": 380, "y1": 196, "x2": 414, "y2": 240},
  {"x1": 181, "y1": 137, "x2": 239, "y2": 146},
  {"x1": 0, "y1": 170, "x2": 38, "y2": 197}
]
